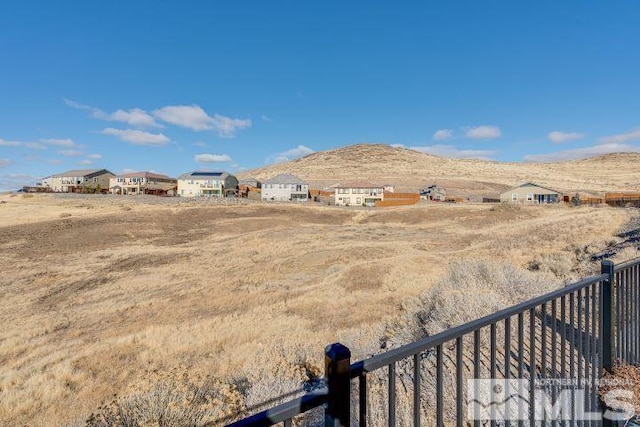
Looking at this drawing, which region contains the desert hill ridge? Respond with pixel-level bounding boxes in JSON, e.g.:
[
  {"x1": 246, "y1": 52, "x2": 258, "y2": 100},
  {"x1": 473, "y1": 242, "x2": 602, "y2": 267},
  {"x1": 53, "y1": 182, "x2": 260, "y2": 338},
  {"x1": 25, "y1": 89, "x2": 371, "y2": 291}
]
[{"x1": 239, "y1": 143, "x2": 640, "y2": 197}]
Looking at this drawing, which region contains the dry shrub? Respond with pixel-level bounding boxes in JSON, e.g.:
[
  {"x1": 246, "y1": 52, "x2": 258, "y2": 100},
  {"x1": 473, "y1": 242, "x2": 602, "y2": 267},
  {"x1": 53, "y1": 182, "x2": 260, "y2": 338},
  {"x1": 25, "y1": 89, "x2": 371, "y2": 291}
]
[
  {"x1": 347, "y1": 260, "x2": 561, "y2": 426},
  {"x1": 612, "y1": 246, "x2": 640, "y2": 264},
  {"x1": 384, "y1": 260, "x2": 558, "y2": 348},
  {"x1": 527, "y1": 252, "x2": 575, "y2": 280},
  {"x1": 86, "y1": 368, "x2": 244, "y2": 427},
  {"x1": 242, "y1": 341, "x2": 323, "y2": 409},
  {"x1": 599, "y1": 362, "x2": 640, "y2": 421}
]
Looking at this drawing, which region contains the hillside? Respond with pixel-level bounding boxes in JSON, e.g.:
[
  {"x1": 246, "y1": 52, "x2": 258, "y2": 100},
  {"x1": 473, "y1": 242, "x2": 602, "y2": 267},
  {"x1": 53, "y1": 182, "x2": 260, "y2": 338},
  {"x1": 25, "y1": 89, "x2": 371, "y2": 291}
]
[{"x1": 239, "y1": 144, "x2": 640, "y2": 197}]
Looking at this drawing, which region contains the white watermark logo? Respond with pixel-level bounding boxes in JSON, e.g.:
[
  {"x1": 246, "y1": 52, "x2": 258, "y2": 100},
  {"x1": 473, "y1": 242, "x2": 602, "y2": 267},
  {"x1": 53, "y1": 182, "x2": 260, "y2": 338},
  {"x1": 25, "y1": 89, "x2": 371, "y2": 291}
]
[{"x1": 467, "y1": 379, "x2": 635, "y2": 421}]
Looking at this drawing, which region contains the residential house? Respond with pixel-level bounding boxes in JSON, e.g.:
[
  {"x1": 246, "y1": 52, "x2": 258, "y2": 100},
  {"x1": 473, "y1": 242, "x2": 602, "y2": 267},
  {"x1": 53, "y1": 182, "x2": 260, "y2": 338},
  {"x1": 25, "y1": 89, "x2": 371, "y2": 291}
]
[
  {"x1": 109, "y1": 172, "x2": 177, "y2": 196},
  {"x1": 177, "y1": 171, "x2": 238, "y2": 197},
  {"x1": 420, "y1": 185, "x2": 446, "y2": 201},
  {"x1": 41, "y1": 169, "x2": 115, "y2": 193},
  {"x1": 334, "y1": 181, "x2": 384, "y2": 206},
  {"x1": 500, "y1": 182, "x2": 561, "y2": 204},
  {"x1": 261, "y1": 173, "x2": 309, "y2": 202},
  {"x1": 238, "y1": 178, "x2": 261, "y2": 189}
]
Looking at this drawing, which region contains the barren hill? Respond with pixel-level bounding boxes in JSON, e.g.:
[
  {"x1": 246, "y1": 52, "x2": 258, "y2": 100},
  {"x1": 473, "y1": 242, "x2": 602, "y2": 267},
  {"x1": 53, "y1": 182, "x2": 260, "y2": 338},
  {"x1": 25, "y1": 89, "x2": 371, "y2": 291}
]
[{"x1": 240, "y1": 144, "x2": 640, "y2": 198}]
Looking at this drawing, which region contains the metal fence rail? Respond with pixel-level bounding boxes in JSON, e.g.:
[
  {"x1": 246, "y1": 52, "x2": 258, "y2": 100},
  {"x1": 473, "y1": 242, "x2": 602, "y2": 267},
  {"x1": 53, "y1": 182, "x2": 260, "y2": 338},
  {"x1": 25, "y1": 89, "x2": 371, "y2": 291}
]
[{"x1": 228, "y1": 259, "x2": 640, "y2": 426}]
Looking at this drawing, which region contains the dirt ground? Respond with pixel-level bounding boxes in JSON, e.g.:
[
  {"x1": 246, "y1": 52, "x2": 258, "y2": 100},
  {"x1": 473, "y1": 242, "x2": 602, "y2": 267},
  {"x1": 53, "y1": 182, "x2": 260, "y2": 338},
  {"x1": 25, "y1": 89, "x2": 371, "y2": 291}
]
[{"x1": 0, "y1": 193, "x2": 634, "y2": 425}]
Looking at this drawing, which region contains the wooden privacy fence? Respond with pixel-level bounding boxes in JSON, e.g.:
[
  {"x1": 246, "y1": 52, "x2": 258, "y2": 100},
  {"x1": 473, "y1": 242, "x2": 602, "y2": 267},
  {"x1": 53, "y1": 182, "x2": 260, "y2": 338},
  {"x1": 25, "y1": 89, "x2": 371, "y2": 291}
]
[
  {"x1": 375, "y1": 193, "x2": 420, "y2": 208},
  {"x1": 227, "y1": 258, "x2": 640, "y2": 426}
]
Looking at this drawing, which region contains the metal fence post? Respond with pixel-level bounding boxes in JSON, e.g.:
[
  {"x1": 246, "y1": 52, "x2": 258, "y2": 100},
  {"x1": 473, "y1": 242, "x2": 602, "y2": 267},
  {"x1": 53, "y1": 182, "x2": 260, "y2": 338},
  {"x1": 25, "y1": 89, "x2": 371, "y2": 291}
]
[
  {"x1": 601, "y1": 260, "x2": 615, "y2": 374},
  {"x1": 325, "y1": 343, "x2": 351, "y2": 427},
  {"x1": 600, "y1": 260, "x2": 615, "y2": 427}
]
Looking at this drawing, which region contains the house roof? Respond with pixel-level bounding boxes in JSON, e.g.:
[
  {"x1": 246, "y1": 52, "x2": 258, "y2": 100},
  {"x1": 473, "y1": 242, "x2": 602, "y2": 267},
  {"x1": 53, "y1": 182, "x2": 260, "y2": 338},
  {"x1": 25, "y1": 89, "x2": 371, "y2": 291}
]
[
  {"x1": 116, "y1": 171, "x2": 176, "y2": 181},
  {"x1": 51, "y1": 169, "x2": 114, "y2": 178},
  {"x1": 334, "y1": 180, "x2": 383, "y2": 189},
  {"x1": 178, "y1": 171, "x2": 233, "y2": 180},
  {"x1": 238, "y1": 177, "x2": 261, "y2": 185},
  {"x1": 263, "y1": 173, "x2": 307, "y2": 185},
  {"x1": 506, "y1": 182, "x2": 562, "y2": 194}
]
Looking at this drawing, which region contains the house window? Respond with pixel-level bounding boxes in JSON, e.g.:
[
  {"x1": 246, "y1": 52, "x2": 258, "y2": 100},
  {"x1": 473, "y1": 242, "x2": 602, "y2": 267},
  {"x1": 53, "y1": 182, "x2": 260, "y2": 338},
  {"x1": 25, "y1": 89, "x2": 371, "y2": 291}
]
[
  {"x1": 526, "y1": 193, "x2": 533, "y2": 202},
  {"x1": 356, "y1": 197, "x2": 361, "y2": 204},
  {"x1": 512, "y1": 194, "x2": 518, "y2": 202},
  {"x1": 352, "y1": 189, "x2": 356, "y2": 194}
]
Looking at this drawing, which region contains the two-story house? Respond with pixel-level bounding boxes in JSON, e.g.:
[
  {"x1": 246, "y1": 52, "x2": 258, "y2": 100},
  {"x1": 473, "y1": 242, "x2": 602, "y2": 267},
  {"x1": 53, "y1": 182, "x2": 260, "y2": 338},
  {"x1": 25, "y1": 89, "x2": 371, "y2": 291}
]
[
  {"x1": 334, "y1": 182, "x2": 384, "y2": 206},
  {"x1": 41, "y1": 169, "x2": 115, "y2": 193},
  {"x1": 109, "y1": 172, "x2": 177, "y2": 195},
  {"x1": 177, "y1": 171, "x2": 238, "y2": 197},
  {"x1": 261, "y1": 173, "x2": 309, "y2": 202}
]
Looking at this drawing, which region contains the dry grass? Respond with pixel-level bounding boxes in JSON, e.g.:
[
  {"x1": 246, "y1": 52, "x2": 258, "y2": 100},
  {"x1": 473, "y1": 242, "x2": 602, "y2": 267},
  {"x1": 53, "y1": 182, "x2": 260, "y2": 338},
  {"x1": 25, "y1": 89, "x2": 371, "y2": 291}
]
[{"x1": 0, "y1": 194, "x2": 635, "y2": 425}]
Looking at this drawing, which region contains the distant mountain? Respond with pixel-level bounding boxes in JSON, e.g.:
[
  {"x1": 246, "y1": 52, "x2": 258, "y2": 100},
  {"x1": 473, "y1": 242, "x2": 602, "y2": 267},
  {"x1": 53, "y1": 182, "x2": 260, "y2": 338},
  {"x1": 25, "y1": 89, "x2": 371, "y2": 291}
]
[{"x1": 239, "y1": 143, "x2": 640, "y2": 197}]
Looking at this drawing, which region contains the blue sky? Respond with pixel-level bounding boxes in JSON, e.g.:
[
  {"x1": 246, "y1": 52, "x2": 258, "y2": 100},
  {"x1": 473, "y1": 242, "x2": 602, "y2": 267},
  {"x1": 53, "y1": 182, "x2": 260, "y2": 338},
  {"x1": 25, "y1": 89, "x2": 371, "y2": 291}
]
[{"x1": 1, "y1": 1, "x2": 639, "y2": 190}]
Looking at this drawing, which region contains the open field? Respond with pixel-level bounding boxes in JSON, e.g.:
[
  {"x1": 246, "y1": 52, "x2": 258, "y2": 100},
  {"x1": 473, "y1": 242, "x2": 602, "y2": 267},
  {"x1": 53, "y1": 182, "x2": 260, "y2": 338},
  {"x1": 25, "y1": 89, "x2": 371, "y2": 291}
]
[{"x1": 0, "y1": 193, "x2": 637, "y2": 425}]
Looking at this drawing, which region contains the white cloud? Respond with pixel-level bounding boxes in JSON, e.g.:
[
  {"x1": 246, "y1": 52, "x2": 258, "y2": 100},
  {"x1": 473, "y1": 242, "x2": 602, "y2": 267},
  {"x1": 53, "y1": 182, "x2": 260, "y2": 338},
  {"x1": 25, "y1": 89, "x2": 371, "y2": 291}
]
[
  {"x1": 25, "y1": 142, "x2": 47, "y2": 150},
  {"x1": 153, "y1": 105, "x2": 215, "y2": 131},
  {"x1": 261, "y1": 115, "x2": 273, "y2": 122},
  {"x1": 548, "y1": 131, "x2": 585, "y2": 144},
  {"x1": 0, "y1": 173, "x2": 40, "y2": 191},
  {"x1": 212, "y1": 114, "x2": 252, "y2": 138},
  {"x1": 0, "y1": 159, "x2": 12, "y2": 167},
  {"x1": 65, "y1": 99, "x2": 159, "y2": 127},
  {"x1": 266, "y1": 145, "x2": 315, "y2": 164},
  {"x1": 107, "y1": 108, "x2": 159, "y2": 127},
  {"x1": 194, "y1": 153, "x2": 233, "y2": 163},
  {"x1": 64, "y1": 98, "x2": 94, "y2": 111},
  {"x1": 193, "y1": 141, "x2": 206, "y2": 147},
  {"x1": 40, "y1": 138, "x2": 76, "y2": 147},
  {"x1": 523, "y1": 143, "x2": 640, "y2": 162},
  {"x1": 0, "y1": 138, "x2": 21, "y2": 147},
  {"x1": 87, "y1": 153, "x2": 102, "y2": 159},
  {"x1": 433, "y1": 129, "x2": 453, "y2": 141},
  {"x1": 153, "y1": 105, "x2": 251, "y2": 137},
  {"x1": 101, "y1": 128, "x2": 170, "y2": 146},
  {"x1": 78, "y1": 159, "x2": 93, "y2": 165},
  {"x1": 408, "y1": 144, "x2": 497, "y2": 160},
  {"x1": 58, "y1": 149, "x2": 83, "y2": 157},
  {"x1": 600, "y1": 127, "x2": 640, "y2": 144},
  {"x1": 465, "y1": 125, "x2": 502, "y2": 139}
]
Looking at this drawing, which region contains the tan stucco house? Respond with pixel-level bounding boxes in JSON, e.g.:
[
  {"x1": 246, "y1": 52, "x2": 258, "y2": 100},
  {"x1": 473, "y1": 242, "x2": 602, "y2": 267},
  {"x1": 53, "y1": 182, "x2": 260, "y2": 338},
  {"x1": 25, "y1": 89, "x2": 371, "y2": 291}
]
[
  {"x1": 334, "y1": 182, "x2": 384, "y2": 206},
  {"x1": 177, "y1": 171, "x2": 238, "y2": 197},
  {"x1": 109, "y1": 172, "x2": 177, "y2": 196},
  {"x1": 500, "y1": 182, "x2": 562, "y2": 204},
  {"x1": 41, "y1": 169, "x2": 114, "y2": 193}
]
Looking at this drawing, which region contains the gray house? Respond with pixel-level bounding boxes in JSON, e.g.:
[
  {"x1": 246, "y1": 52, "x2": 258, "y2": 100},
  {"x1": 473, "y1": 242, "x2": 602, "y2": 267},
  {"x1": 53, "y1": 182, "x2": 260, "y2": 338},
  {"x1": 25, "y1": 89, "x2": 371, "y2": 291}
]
[
  {"x1": 500, "y1": 182, "x2": 561, "y2": 204},
  {"x1": 261, "y1": 173, "x2": 309, "y2": 202}
]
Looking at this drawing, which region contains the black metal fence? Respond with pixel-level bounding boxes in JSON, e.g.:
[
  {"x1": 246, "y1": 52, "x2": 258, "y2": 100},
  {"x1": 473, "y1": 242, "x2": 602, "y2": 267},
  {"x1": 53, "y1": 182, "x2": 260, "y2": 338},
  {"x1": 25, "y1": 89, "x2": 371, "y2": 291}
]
[{"x1": 227, "y1": 259, "x2": 640, "y2": 426}]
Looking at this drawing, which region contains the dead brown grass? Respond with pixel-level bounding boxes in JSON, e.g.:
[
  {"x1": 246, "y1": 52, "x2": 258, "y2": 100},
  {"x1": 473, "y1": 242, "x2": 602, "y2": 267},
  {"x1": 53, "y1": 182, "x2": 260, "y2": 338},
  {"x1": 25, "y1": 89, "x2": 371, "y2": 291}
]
[{"x1": 0, "y1": 194, "x2": 634, "y2": 425}]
